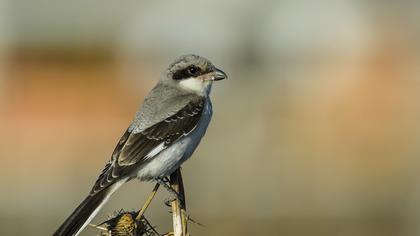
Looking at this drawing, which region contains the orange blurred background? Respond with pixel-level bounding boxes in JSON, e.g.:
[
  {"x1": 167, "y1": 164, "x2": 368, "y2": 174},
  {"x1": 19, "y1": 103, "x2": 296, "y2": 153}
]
[{"x1": 1, "y1": 1, "x2": 420, "y2": 235}]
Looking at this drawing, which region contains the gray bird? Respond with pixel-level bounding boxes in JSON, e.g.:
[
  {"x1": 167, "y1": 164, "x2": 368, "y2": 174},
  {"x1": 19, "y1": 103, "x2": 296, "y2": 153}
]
[{"x1": 54, "y1": 54, "x2": 227, "y2": 236}]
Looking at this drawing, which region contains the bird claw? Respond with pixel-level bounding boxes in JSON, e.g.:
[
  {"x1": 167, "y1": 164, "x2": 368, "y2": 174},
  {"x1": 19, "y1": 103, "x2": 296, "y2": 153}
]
[
  {"x1": 163, "y1": 193, "x2": 185, "y2": 207},
  {"x1": 164, "y1": 197, "x2": 174, "y2": 207}
]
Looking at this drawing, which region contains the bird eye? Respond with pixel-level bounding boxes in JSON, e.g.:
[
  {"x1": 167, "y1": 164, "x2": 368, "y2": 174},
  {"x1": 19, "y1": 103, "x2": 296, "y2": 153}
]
[{"x1": 187, "y1": 66, "x2": 200, "y2": 76}]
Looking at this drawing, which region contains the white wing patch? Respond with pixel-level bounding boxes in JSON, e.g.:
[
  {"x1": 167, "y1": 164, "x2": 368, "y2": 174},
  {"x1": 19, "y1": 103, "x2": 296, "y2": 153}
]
[{"x1": 144, "y1": 142, "x2": 166, "y2": 160}]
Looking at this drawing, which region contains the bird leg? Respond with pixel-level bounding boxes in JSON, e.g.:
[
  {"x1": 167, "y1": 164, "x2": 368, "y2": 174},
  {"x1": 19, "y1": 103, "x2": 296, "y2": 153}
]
[{"x1": 156, "y1": 177, "x2": 185, "y2": 207}]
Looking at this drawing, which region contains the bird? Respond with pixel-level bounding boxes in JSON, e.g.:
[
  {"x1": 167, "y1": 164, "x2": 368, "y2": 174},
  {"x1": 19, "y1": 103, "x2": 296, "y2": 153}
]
[{"x1": 54, "y1": 54, "x2": 227, "y2": 236}]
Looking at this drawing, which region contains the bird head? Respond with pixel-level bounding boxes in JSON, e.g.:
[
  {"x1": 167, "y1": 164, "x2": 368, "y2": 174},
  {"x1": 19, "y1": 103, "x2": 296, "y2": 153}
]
[{"x1": 163, "y1": 54, "x2": 227, "y2": 96}]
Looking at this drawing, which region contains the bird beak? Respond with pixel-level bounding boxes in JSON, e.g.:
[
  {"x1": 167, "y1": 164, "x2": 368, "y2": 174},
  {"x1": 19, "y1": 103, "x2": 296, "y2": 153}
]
[{"x1": 212, "y1": 68, "x2": 227, "y2": 81}]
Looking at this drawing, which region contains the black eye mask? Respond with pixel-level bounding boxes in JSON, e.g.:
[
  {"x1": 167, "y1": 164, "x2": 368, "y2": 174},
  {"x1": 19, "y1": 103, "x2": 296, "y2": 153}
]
[{"x1": 172, "y1": 66, "x2": 212, "y2": 80}]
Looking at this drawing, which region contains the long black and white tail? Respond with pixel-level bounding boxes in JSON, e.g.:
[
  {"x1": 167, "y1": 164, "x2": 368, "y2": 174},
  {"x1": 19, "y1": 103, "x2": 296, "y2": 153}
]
[{"x1": 53, "y1": 180, "x2": 125, "y2": 236}]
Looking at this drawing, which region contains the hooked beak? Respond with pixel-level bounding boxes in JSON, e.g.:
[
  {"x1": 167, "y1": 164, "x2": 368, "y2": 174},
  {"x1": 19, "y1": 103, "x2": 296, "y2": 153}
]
[{"x1": 212, "y1": 68, "x2": 227, "y2": 81}]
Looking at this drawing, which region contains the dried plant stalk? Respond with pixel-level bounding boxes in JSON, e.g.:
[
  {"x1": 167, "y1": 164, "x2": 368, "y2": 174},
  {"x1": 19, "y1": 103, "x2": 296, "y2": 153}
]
[
  {"x1": 136, "y1": 183, "x2": 160, "y2": 220},
  {"x1": 169, "y1": 168, "x2": 188, "y2": 236},
  {"x1": 90, "y1": 169, "x2": 191, "y2": 236}
]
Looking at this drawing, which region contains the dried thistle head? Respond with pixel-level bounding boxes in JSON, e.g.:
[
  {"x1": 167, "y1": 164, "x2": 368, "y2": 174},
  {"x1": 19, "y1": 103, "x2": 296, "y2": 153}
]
[
  {"x1": 111, "y1": 212, "x2": 138, "y2": 236},
  {"x1": 96, "y1": 210, "x2": 158, "y2": 236}
]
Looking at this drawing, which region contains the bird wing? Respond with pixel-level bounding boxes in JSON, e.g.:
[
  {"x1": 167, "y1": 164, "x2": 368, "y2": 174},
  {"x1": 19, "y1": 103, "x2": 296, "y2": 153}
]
[{"x1": 90, "y1": 96, "x2": 205, "y2": 194}]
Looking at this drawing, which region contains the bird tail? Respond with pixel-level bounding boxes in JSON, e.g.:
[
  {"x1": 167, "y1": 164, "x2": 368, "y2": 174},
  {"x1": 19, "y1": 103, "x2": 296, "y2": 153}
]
[{"x1": 53, "y1": 180, "x2": 126, "y2": 236}]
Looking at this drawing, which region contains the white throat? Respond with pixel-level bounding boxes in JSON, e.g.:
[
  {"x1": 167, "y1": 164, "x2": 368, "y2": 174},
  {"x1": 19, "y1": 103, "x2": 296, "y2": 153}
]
[{"x1": 179, "y1": 77, "x2": 213, "y2": 96}]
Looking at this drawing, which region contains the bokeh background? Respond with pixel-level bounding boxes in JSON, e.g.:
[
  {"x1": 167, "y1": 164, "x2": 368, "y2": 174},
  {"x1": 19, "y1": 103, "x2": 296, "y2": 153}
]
[{"x1": 1, "y1": 1, "x2": 420, "y2": 235}]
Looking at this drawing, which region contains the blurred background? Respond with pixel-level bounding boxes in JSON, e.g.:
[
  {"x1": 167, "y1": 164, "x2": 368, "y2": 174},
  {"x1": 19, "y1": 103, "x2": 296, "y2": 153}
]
[{"x1": 1, "y1": 1, "x2": 420, "y2": 235}]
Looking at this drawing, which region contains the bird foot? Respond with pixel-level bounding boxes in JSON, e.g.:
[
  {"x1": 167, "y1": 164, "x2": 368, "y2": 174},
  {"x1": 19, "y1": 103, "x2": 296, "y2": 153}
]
[{"x1": 156, "y1": 178, "x2": 185, "y2": 207}]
